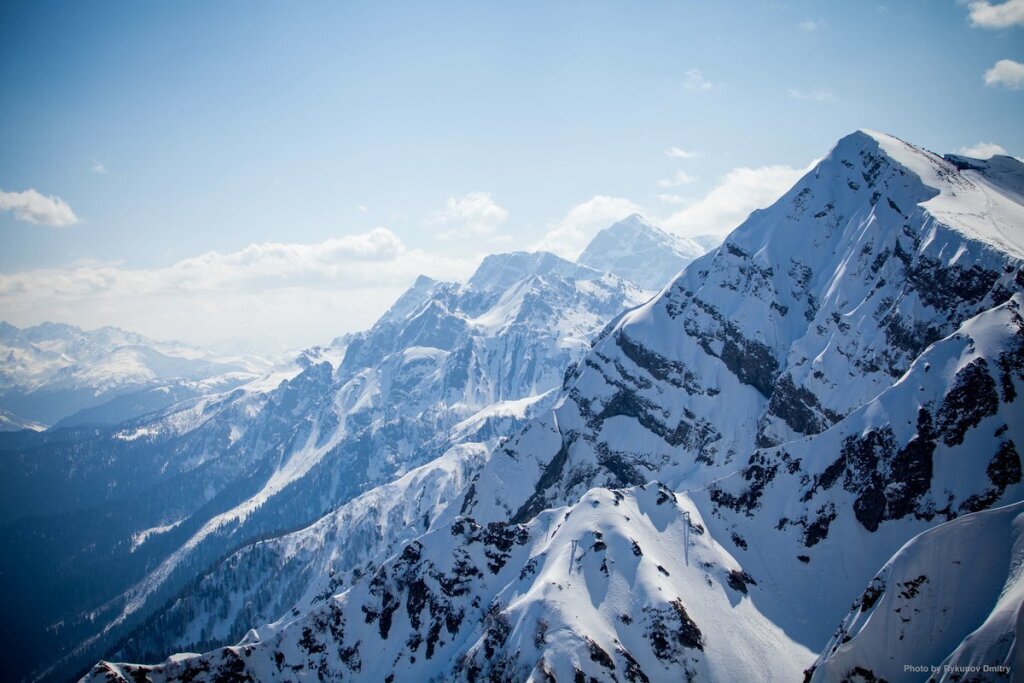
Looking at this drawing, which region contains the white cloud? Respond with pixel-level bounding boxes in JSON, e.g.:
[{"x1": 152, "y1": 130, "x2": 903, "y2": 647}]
[
  {"x1": 357, "y1": 204, "x2": 369, "y2": 213},
  {"x1": 657, "y1": 170, "x2": 698, "y2": 188},
  {"x1": 0, "y1": 188, "x2": 79, "y2": 227},
  {"x1": 661, "y1": 164, "x2": 810, "y2": 239},
  {"x1": 965, "y1": 0, "x2": 1024, "y2": 28},
  {"x1": 665, "y1": 146, "x2": 700, "y2": 159},
  {"x1": 0, "y1": 228, "x2": 480, "y2": 351},
  {"x1": 683, "y1": 68, "x2": 713, "y2": 91},
  {"x1": 984, "y1": 59, "x2": 1024, "y2": 88},
  {"x1": 799, "y1": 19, "x2": 822, "y2": 31},
  {"x1": 787, "y1": 88, "x2": 837, "y2": 103},
  {"x1": 430, "y1": 192, "x2": 508, "y2": 239},
  {"x1": 532, "y1": 195, "x2": 642, "y2": 259},
  {"x1": 92, "y1": 160, "x2": 108, "y2": 174},
  {"x1": 957, "y1": 142, "x2": 1009, "y2": 158}
]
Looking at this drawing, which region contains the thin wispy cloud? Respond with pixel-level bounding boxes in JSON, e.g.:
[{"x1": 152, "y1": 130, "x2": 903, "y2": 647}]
[
  {"x1": 0, "y1": 188, "x2": 79, "y2": 227},
  {"x1": 957, "y1": 142, "x2": 1008, "y2": 158},
  {"x1": 799, "y1": 19, "x2": 823, "y2": 31},
  {"x1": 91, "y1": 160, "x2": 108, "y2": 174},
  {"x1": 665, "y1": 146, "x2": 700, "y2": 159},
  {"x1": 964, "y1": 0, "x2": 1024, "y2": 28},
  {"x1": 357, "y1": 205, "x2": 369, "y2": 213},
  {"x1": 532, "y1": 195, "x2": 642, "y2": 259},
  {"x1": 430, "y1": 192, "x2": 509, "y2": 239},
  {"x1": 984, "y1": 59, "x2": 1024, "y2": 88},
  {"x1": 787, "y1": 88, "x2": 837, "y2": 103},
  {"x1": 683, "y1": 68, "x2": 714, "y2": 91},
  {"x1": 657, "y1": 171, "x2": 698, "y2": 188}
]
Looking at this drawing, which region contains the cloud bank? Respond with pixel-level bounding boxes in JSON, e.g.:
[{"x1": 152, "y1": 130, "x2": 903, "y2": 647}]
[{"x1": 0, "y1": 228, "x2": 479, "y2": 351}]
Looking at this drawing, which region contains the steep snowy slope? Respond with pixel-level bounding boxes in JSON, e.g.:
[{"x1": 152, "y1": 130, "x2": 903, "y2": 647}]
[
  {"x1": 87, "y1": 131, "x2": 1024, "y2": 681},
  {"x1": 578, "y1": 214, "x2": 706, "y2": 291},
  {"x1": 103, "y1": 442, "x2": 495, "y2": 664},
  {"x1": 808, "y1": 501, "x2": 1024, "y2": 682},
  {"x1": 88, "y1": 483, "x2": 813, "y2": 683}
]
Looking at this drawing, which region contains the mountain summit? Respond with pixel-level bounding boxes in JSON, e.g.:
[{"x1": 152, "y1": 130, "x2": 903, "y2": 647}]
[{"x1": 577, "y1": 214, "x2": 706, "y2": 290}]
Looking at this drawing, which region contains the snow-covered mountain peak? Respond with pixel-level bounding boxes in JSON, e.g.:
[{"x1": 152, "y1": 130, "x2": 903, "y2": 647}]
[
  {"x1": 466, "y1": 250, "x2": 592, "y2": 293},
  {"x1": 578, "y1": 213, "x2": 705, "y2": 291},
  {"x1": 592, "y1": 212, "x2": 654, "y2": 236},
  {"x1": 830, "y1": 129, "x2": 1024, "y2": 259}
]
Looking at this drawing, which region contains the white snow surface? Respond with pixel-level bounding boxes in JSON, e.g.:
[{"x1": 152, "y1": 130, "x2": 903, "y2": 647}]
[{"x1": 810, "y1": 501, "x2": 1024, "y2": 682}]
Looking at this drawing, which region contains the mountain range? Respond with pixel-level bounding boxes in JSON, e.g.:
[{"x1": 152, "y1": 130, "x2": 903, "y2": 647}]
[
  {"x1": 0, "y1": 322, "x2": 269, "y2": 428},
  {"x1": 0, "y1": 217, "x2": 707, "y2": 682},
  {"x1": 1, "y1": 129, "x2": 1022, "y2": 683}
]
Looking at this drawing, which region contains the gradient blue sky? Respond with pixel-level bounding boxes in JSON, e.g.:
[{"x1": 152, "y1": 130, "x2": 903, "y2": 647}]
[{"x1": 1, "y1": 0, "x2": 1022, "y2": 351}]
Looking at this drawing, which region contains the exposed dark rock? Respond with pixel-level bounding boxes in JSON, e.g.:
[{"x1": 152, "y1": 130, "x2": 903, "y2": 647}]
[
  {"x1": 762, "y1": 374, "x2": 841, "y2": 442},
  {"x1": 708, "y1": 458, "x2": 778, "y2": 516},
  {"x1": 853, "y1": 487, "x2": 887, "y2": 533},
  {"x1": 645, "y1": 598, "x2": 704, "y2": 663},
  {"x1": 897, "y1": 575, "x2": 928, "y2": 600},
  {"x1": 859, "y1": 578, "x2": 885, "y2": 612},
  {"x1": 584, "y1": 636, "x2": 615, "y2": 671},
  {"x1": 841, "y1": 665, "x2": 887, "y2": 683},
  {"x1": 804, "y1": 505, "x2": 838, "y2": 546},
  {"x1": 884, "y1": 409, "x2": 936, "y2": 520},
  {"x1": 988, "y1": 440, "x2": 1022, "y2": 489},
  {"x1": 726, "y1": 570, "x2": 757, "y2": 594},
  {"x1": 961, "y1": 440, "x2": 1021, "y2": 513},
  {"x1": 615, "y1": 332, "x2": 701, "y2": 393},
  {"x1": 619, "y1": 646, "x2": 650, "y2": 683},
  {"x1": 937, "y1": 358, "x2": 999, "y2": 447},
  {"x1": 511, "y1": 434, "x2": 575, "y2": 524}
]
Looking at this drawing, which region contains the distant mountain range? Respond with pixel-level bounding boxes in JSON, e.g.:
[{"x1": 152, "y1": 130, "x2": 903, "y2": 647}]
[{"x1": 0, "y1": 322, "x2": 269, "y2": 428}]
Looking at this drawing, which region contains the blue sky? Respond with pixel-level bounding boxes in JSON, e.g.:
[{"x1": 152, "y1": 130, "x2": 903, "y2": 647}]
[{"x1": 1, "y1": 0, "x2": 1022, "y2": 351}]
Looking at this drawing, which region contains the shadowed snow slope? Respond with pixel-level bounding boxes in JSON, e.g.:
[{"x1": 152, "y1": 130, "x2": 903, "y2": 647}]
[{"x1": 809, "y1": 501, "x2": 1024, "y2": 682}]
